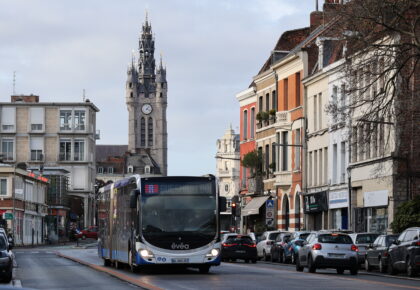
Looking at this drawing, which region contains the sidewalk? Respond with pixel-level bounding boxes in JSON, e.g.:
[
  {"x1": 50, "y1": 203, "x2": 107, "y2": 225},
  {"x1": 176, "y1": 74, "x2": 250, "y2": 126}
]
[{"x1": 56, "y1": 248, "x2": 162, "y2": 290}]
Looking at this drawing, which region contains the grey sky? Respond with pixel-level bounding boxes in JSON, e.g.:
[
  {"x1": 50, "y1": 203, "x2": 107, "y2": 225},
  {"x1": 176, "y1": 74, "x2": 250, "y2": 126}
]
[{"x1": 0, "y1": 0, "x2": 314, "y2": 176}]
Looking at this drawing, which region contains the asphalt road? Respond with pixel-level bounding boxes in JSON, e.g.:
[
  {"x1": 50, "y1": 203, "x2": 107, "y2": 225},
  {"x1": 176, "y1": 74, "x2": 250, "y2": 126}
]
[
  {"x1": 12, "y1": 245, "x2": 420, "y2": 290},
  {"x1": 14, "y1": 249, "x2": 140, "y2": 290}
]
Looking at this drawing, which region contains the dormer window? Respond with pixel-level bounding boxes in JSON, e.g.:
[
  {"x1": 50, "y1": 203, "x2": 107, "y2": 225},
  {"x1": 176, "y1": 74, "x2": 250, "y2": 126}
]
[{"x1": 144, "y1": 166, "x2": 151, "y2": 174}]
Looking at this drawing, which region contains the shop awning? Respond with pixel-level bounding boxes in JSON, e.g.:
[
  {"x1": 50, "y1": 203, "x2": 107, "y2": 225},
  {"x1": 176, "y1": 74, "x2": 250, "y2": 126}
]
[{"x1": 242, "y1": 196, "x2": 269, "y2": 216}]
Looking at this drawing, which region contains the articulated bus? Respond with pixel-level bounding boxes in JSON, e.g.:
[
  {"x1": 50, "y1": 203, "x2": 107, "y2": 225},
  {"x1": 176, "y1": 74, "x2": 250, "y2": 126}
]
[{"x1": 97, "y1": 174, "x2": 226, "y2": 273}]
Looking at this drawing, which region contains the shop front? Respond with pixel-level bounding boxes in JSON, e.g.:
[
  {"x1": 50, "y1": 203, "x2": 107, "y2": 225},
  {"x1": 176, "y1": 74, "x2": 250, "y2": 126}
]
[
  {"x1": 328, "y1": 191, "x2": 349, "y2": 230},
  {"x1": 304, "y1": 191, "x2": 328, "y2": 231},
  {"x1": 354, "y1": 190, "x2": 389, "y2": 233}
]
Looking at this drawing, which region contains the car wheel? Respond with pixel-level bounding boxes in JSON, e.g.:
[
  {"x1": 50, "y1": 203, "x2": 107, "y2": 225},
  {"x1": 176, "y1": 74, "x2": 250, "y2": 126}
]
[
  {"x1": 3, "y1": 271, "x2": 12, "y2": 283},
  {"x1": 350, "y1": 266, "x2": 358, "y2": 275},
  {"x1": 365, "y1": 258, "x2": 372, "y2": 272},
  {"x1": 308, "y1": 255, "x2": 316, "y2": 273},
  {"x1": 291, "y1": 253, "x2": 297, "y2": 264},
  {"x1": 199, "y1": 265, "x2": 210, "y2": 274},
  {"x1": 279, "y1": 251, "x2": 284, "y2": 263},
  {"x1": 407, "y1": 257, "x2": 417, "y2": 277},
  {"x1": 379, "y1": 258, "x2": 386, "y2": 273},
  {"x1": 263, "y1": 250, "x2": 269, "y2": 261},
  {"x1": 336, "y1": 268, "x2": 344, "y2": 274},
  {"x1": 296, "y1": 256, "x2": 304, "y2": 272},
  {"x1": 387, "y1": 258, "x2": 397, "y2": 275},
  {"x1": 270, "y1": 252, "x2": 276, "y2": 262},
  {"x1": 103, "y1": 258, "x2": 111, "y2": 267}
]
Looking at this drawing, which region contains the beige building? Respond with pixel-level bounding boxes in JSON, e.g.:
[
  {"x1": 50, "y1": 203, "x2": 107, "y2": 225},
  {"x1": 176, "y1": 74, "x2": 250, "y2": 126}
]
[{"x1": 0, "y1": 95, "x2": 99, "y2": 228}]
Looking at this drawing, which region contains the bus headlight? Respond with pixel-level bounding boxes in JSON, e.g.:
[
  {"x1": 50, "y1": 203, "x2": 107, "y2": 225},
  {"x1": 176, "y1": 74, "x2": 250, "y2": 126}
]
[
  {"x1": 206, "y1": 248, "x2": 220, "y2": 257},
  {"x1": 139, "y1": 249, "x2": 154, "y2": 258}
]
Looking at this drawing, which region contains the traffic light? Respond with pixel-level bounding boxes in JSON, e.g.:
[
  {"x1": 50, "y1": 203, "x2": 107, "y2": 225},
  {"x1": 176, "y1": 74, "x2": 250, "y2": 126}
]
[{"x1": 231, "y1": 202, "x2": 237, "y2": 216}]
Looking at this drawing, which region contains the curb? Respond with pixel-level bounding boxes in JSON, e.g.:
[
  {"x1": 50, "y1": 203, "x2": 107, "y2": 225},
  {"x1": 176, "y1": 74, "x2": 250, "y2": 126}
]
[{"x1": 56, "y1": 252, "x2": 163, "y2": 290}]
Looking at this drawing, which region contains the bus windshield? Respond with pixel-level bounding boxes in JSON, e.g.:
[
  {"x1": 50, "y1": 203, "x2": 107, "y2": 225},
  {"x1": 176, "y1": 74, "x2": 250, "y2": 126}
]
[{"x1": 141, "y1": 180, "x2": 217, "y2": 250}]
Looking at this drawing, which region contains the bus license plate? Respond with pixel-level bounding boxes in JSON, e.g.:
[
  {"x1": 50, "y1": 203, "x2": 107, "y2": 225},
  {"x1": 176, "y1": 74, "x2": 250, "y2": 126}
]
[{"x1": 171, "y1": 258, "x2": 189, "y2": 263}]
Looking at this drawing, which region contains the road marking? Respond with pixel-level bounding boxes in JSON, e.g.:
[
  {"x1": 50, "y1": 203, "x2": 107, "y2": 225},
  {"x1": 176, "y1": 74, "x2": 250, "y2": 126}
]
[
  {"x1": 30, "y1": 251, "x2": 40, "y2": 254},
  {"x1": 12, "y1": 279, "x2": 22, "y2": 288},
  {"x1": 225, "y1": 262, "x2": 420, "y2": 290}
]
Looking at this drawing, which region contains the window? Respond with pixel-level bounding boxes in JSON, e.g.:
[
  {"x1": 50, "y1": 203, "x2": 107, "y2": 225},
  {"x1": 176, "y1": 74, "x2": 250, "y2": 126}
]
[
  {"x1": 1, "y1": 139, "x2": 14, "y2": 161},
  {"x1": 272, "y1": 143, "x2": 276, "y2": 172},
  {"x1": 97, "y1": 167, "x2": 104, "y2": 174},
  {"x1": 243, "y1": 110, "x2": 248, "y2": 139},
  {"x1": 241, "y1": 166, "x2": 247, "y2": 188},
  {"x1": 319, "y1": 149, "x2": 323, "y2": 185},
  {"x1": 1, "y1": 107, "x2": 15, "y2": 132},
  {"x1": 148, "y1": 118, "x2": 153, "y2": 146},
  {"x1": 352, "y1": 127, "x2": 358, "y2": 162},
  {"x1": 340, "y1": 142, "x2": 346, "y2": 183},
  {"x1": 333, "y1": 144, "x2": 338, "y2": 184},
  {"x1": 332, "y1": 86, "x2": 338, "y2": 122},
  {"x1": 60, "y1": 110, "x2": 72, "y2": 130},
  {"x1": 276, "y1": 133, "x2": 280, "y2": 172},
  {"x1": 265, "y1": 93, "x2": 269, "y2": 112},
  {"x1": 107, "y1": 167, "x2": 114, "y2": 174},
  {"x1": 145, "y1": 166, "x2": 151, "y2": 174},
  {"x1": 324, "y1": 147, "x2": 328, "y2": 184},
  {"x1": 365, "y1": 124, "x2": 371, "y2": 159},
  {"x1": 30, "y1": 137, "x2": 43, "y2": 161},
  {"x1": 272, "y1": 90, "x2": 277, "y2": 111},
  {"x1": 250, "y1": 108, "x2": 255, "y2": 139},
  {"x1": 265, "y1": 144, "x2": 270, "y2": 176},
  {"x1": 74, "y1": 110, "x2": 86, "y2": 130},
  {"x1": 318, "y1": 93, "x2": 322, "y2": 129},
  {"x1": 296, "y1": 72, "x2": 301, "y2": 107},
  {"x1": 29, "y1": 107, "x2": 44, "y2": 131},
  {"x1": 309, "y1": 152, "x2": 313, "y2": 186},
  {"x1": 313, "y1": 95, "x2": 317, "y2": 131},
  {"x1": 294, "y1": 129, "x2": 301, "y2": 170},
  {"x1": 225, "y1": 184, "x2": 229, "y2": 193},
  {"x1": 74, "y1": 139, "x2": 85, "y2": 161},
  {"x1": 59, "y1": 139, "x2": 71, "y2": 161},
  {"x1": 0, "y1": 179, "x2": 6, "y2": 196},
  {"x1": 314, "y1": 150, "x2": 318, "y2": 185},
  {"x1": 140, "y1": 118, "x2": 146, "y2": 147},
  {"x1": 259, "y1": 96, "x2": 263, "y2": 112},
  {"x1": 281, "y1": 131, "x2": 288, "y2": 171},
  {"x1": 128, "y1": 166, "x2": 133, "y2": 173},
  {"x1": 283, "y1": 78, "x2": 288, "y2": 110}
]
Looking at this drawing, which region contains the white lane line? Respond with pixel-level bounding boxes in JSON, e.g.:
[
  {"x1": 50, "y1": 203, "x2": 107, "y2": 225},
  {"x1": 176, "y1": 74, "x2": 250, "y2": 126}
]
[{"x1": 30, "y1": 251, "x2": 40, "y2": 254}]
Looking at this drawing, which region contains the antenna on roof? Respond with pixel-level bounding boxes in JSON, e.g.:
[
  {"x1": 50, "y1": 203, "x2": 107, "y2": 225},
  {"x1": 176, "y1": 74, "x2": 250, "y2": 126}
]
[
  {"x1": 12, "y1": 71, "x2": 16, "y2": 95},
  {"x1": 315, "y1": 0, "x2": 319, "y2": 11},
  {"x1": 83, "y1": 89, "x2": 86, "y2": 102}
]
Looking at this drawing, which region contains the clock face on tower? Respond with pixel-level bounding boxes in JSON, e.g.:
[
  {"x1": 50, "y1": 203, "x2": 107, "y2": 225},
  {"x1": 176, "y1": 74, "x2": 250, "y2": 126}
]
[{"x1": 142, "y1": 104, "x2": 153, "y2": 115}]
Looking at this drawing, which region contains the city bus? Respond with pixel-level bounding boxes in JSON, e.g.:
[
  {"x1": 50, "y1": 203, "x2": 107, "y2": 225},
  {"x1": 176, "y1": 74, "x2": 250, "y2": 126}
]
[{"x1": 97, "y1": 174, "x2": 226, "y2": 273}]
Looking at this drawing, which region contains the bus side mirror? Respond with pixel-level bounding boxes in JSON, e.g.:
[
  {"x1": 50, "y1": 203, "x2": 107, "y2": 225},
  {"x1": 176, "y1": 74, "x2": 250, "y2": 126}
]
[
  {"x1": 130, "y1": 189, "x2": 140, "y2": 208},
  {"x1": 219, "y1": 196, "x2": 227, "y2": 212}
]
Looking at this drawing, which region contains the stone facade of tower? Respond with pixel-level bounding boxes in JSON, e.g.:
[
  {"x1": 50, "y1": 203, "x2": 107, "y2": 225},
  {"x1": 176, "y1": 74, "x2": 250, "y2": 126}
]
[{"x1": 125, "y1": 17, "x2": 168, "y2": 176}]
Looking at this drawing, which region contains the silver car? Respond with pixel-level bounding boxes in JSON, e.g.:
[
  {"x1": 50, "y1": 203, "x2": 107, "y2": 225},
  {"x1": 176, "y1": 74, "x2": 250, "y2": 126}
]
[
  {"x1": 296, "y1": 232, "x2": 359, "y2": 275},
  {"x1": 256, "y1": 231, "x2": 281, "y2": 261},
  {"x1": 349, "y1": 233, "x2": 379, "y2": 265}
]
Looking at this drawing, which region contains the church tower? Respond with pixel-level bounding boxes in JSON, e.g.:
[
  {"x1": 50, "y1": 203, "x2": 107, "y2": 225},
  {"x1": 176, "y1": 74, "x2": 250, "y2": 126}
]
[{"x1": 126, "y1": 14, "x2": 168, "y2": 176}]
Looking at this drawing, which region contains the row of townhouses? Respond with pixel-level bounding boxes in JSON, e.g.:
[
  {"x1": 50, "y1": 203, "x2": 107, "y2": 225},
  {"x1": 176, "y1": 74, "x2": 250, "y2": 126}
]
[{"x1": 235, "y1": 0, "x2": 419, "y2": 234}]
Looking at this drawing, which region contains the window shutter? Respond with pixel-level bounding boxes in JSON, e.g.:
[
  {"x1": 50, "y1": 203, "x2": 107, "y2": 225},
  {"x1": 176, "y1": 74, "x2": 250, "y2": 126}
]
[
  {"x1": 30, "y1": 107, "x2": 44, "y2": 124},
  {"x1": 1, "y1": 107, "x2": 16, "y2": 125}
]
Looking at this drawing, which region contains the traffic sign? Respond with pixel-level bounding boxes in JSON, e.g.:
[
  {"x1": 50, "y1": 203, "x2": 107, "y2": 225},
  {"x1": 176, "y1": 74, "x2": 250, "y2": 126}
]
[
  {"x1": 266, "y1": 199, "x2": 274, "y2": 208},
  {"x1": 4, "y1": 213, "x2": 13, "y2": 220}
]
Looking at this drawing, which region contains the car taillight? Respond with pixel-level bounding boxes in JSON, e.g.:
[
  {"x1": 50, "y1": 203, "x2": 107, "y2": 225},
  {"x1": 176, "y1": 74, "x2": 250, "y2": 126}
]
[
  {"x1": 351, "y1": 244, "x2": 359, "y2": 252},
  {"x1": 383, "y1": 251, "x2": 388, "y2": 257},
  {"x1": 246, "y1": 244, "x2": 256, "y2": 248},
  {"x1": 413, "y1": 241, "x2": 420, "y2": 246},
  {"x1": 222, "y1": 243, "x2": 238, "y2": 247},
  {"x1": 312, "y1": 243, "x2": 322, "y2": 250}
]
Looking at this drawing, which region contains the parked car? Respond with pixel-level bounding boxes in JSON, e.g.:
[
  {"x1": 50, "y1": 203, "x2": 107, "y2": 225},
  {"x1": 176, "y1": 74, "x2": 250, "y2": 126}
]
[
  {"x1": 0, "y1": 228, "x2": 11, "y2": 249},
  {"x1": 256, "y1": 231, "x2": 281, "y2": 261},
  {"x1": 286, "y1": 232, "x2": 310, "y2": 264},
  {"x1": 0, "y1": 234, "x2": 13, "y2": 282},
  {"x1": 296, "y1": 232, "x2": 359, "y2": 275},
  {"x1": 221, "y1": 234, "x2": 257, "y2": 263},
  {"x1": 365, "y1": 234, "x2": 398, "y2": 273},
  {"x1": 270, "y1": 232, "x2": 292, "y2": 263},
  {"x1": 388, "y1": 227, "x2": 420, "y2": 277},
  {"x1": 75, "y1": 226, "x2": 98, "y2": 239},
  {"x1": 349, "y1": 233, "x2": 380, "y2": 265}
]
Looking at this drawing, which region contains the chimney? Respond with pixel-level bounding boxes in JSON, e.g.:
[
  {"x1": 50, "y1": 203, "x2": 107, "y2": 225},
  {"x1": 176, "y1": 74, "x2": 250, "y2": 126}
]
[
  {"x1": 310, "y1": 11, "x2": 324, "y2": 31},
  {"x1": 11, "y1": 94, "x2": 39, "y2": 103}
]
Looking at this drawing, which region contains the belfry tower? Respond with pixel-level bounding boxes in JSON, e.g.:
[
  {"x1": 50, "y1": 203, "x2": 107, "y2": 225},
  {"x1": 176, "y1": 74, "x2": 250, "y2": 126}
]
[{"x1": 126, "y1": 14, "x2": 168, "y2": 176}]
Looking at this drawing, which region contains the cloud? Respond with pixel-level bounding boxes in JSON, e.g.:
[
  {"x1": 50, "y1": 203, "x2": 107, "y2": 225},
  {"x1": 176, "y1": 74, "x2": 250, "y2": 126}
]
[{"x1": 0, "y1": 0, "x2": 314, "y2": 176}]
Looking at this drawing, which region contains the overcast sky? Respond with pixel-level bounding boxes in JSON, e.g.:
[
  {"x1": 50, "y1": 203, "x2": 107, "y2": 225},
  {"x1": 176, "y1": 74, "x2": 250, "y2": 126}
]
[{"x1": 0, "y1": 0, "x2": 314, "y2": 176}]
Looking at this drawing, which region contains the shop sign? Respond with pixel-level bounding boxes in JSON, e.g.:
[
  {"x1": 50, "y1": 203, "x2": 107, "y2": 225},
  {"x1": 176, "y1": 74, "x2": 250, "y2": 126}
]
[
  {"x1": 329, "y1": 191, "x2": 349, "y2": 209},
  {"x1": 4, "y1": 213, "x2": 13, "y2": 220},
  {"x1": 364, "y1": 190, "x2": 388, "y2": 207},
  {"x1": 304, "y1": 191, "x2": 328, "y2": 213}
]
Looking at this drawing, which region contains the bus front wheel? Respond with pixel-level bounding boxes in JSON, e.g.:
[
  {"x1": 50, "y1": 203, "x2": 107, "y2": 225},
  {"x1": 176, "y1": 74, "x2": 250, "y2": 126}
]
[{"x1": 198, "y1": 265, "x2": 210, "y2": 274}]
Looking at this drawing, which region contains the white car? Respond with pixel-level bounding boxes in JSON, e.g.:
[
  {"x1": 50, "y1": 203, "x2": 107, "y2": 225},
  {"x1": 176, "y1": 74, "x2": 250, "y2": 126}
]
[{"x1": 256, "y1": 231, "x2": 281, "y2": 261}]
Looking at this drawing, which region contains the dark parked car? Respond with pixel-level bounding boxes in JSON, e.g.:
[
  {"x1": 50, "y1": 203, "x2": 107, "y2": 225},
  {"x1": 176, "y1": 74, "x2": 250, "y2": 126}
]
[
  {"x1": 270, "y1": 232, "x2": 291, "y2": 263},
  {"x1": 221, "y1": 234, "x2": 257, "y2": 263},
  {"x1": 365, "y1": 234, "x2": 399, "y2": 273},
  {"x1": 388, "y1": 227, "x2": 420, "y2": 277},
  {"x1": 349, "y1": 233, "x2": 380, "y2": 264},
  {"x1": 0, "y1": 235, "x2": 13, "y2": 282}
]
